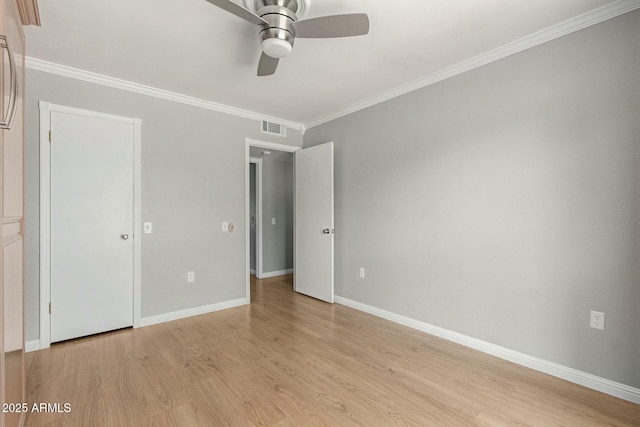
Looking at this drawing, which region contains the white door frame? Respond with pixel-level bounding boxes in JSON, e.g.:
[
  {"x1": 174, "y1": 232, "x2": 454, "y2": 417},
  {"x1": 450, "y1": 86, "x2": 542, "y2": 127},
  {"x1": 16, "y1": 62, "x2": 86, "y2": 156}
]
[
  {"x1": 249, "y1": 157, "x2": 263, "y2": 278},
  {"x1": 245, "y1": 138, "x2": 300, "y2": 303},
  {"x1": 39, "y1": 101, "x2": 142, "y2": 349}
]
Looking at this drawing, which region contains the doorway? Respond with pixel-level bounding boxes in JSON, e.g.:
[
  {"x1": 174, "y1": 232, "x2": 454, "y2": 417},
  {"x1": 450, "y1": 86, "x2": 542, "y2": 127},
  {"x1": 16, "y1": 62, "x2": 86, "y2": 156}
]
[
  {"x1": 39, "y1": 102, "x2": 142, "y2": 348},
  {"x1": 245, "y1": 139, "x2": 299, "y2": 302},
  {"x1": 245, "y1": 138, "x2": 335, "y2": 304},
  {"x1": 249, "y1": 147, "x2": 295, "y2": 279}
]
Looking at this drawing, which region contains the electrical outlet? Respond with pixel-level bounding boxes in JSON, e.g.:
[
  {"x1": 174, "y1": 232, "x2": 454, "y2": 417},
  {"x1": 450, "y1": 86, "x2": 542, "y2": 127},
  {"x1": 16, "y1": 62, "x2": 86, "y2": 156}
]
[
  {"x1": 143, "y1": 222, "x2": 153, "y2": 234},
  {"x1": 187, "y1": 271, "x2": 195, "y2": 283},
  {"x1": 359, "y1": 267, "x2": 365, "y2": 279},
  {"x1": 590, "y1": 310, "x2": 605, "y2": 330}
]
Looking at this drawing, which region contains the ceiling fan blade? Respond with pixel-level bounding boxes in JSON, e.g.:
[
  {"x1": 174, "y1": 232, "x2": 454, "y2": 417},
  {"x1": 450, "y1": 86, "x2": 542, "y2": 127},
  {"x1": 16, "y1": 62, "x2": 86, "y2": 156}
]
[
  {"x1": 292, "y1": 13, "x2": 369, "y2": 38},
  {"x1": 205, "y1": 0, "x2": 267, "y2": 26},
  {"x1": 258, "y1": 53, "x2": 279, "y2": 76}
]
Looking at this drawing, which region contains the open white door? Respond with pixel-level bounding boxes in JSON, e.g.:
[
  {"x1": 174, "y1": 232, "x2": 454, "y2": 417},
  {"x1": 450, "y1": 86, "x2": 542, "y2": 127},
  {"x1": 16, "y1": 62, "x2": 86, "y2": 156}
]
[{"x1": 295, "y1": 142, "x2": 334, "y2": 303}]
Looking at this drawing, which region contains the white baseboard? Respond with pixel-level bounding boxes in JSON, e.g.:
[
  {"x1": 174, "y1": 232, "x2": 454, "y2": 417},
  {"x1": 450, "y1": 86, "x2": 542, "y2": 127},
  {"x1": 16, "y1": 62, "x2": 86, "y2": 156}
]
[
  {"x1": 140, "y1": 298, "x2": 247, "y2": 327},
  {"x1": 260, "y1": 268, "x2": 293, "y2": 279},
  {"x1": 335, "y1": 295, "x2": 640, "y2": 404},
  {"x1": 25, "y1": 339, "x2": 41, "y2": 353}
]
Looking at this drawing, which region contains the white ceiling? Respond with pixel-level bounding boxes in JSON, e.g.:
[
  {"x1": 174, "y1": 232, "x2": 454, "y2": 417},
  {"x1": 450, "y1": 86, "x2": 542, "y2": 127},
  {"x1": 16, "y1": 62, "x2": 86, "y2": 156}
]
[{"x1": 25, "y1": 0, "x2": 622, "y2": 127}]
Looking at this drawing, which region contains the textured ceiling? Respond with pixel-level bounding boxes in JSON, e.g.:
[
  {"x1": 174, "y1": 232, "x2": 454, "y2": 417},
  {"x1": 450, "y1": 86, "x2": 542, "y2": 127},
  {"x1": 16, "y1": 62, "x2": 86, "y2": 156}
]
[{"x1": 25, "y1": 0, "x2": 622, "y2": 127}]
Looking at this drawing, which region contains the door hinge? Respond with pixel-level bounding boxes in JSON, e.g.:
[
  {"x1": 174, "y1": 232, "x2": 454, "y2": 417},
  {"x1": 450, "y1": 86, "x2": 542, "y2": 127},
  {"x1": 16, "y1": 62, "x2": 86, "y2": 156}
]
[
  {"x1": 49, "y1": 302, "x2": 51, "y2": 314},
  {"x1": 48, "y1": 130, "x2": 52, "y2": 142}
]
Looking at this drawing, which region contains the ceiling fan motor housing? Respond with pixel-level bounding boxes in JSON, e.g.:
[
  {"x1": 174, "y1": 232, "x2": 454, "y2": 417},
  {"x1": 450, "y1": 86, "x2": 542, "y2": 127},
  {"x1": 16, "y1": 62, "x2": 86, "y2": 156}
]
[
  {"x1": 209, "y1": 0, "x2": 367, "y2": 76},
  {"x1": 257, "y1": 1, "x2": 299, "y2": 58}
]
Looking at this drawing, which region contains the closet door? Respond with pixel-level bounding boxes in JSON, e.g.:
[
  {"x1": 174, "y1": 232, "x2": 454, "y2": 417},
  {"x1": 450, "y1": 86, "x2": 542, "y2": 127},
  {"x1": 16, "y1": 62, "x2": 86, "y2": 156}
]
[{"x1": 0, "y1": 0, "x2": 25, "y2": 426}]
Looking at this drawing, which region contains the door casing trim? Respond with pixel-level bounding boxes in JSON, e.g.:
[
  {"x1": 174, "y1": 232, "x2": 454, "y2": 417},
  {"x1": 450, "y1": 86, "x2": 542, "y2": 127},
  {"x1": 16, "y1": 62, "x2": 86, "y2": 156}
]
[
  {"x1": 39, "y1": 101, "x2": 142, "y2": 348},
  {"x1": 249, "y1": 157, "x2": 263, "y2": 279}
]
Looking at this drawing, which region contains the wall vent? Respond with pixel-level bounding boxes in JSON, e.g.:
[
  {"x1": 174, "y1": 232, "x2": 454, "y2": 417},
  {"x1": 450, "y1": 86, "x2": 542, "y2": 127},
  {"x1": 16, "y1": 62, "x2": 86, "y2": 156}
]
[{"x1": 261, "y1": 120, "x2": 287, "y2": 137}]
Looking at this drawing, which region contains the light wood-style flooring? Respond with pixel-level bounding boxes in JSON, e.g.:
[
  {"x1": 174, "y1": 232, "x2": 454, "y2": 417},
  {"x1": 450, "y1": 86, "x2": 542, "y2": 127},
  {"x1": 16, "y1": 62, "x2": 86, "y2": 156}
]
[{"x1": 26, "y1": 275, "x2": 639, "y2": 426}]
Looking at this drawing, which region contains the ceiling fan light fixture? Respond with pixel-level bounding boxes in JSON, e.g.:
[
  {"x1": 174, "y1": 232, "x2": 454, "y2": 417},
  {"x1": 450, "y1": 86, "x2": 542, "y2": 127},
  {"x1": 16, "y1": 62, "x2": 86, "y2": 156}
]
[
  {"x1": 205, "y1": 0, "x2": 369, "y2": 76},
  {"x1": 261, "y1": 38, "x2": 292, "y2": 58}
]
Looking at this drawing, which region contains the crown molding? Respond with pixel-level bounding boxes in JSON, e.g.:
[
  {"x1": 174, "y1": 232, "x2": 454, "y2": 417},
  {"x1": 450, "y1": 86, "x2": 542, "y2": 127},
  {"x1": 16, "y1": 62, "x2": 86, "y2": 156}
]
[
  {"x1": 25, "y1": 0, "x2": 639, "y2": 132},
  {"x1": 25, "y1": 57, "x2": 304, "y2": 132},
  {"x1": 304, "y1": 0, "x2": 640, "y2": 129}
]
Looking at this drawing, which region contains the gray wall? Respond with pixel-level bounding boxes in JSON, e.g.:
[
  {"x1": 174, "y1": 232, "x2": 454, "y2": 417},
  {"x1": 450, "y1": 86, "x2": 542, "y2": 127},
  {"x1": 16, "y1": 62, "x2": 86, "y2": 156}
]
[
  {"x1": 261, "y1": 158, "x2": 294, "y2": 273},
  {"x1": 24, "y1": 69, "x2": 302, "y2": 341},
  {"x1": 304, "y1": 11, "x2": 640, "y2": 388}
]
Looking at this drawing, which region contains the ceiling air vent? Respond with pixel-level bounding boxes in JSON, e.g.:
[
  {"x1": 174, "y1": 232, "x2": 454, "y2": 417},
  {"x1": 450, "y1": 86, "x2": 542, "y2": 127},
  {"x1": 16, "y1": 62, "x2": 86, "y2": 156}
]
[{"x1": 261, "y1": 120, "x2": 287, "y2": 137}]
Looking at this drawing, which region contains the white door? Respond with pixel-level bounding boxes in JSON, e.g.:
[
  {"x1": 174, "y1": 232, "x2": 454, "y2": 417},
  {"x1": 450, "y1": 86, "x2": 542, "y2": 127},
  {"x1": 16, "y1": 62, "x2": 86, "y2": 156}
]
[
  {"x1": 50, "y1": 109, "x2": 135, "y2": 343},
  {"x1": 294, "y1": 142, "x2": 334, "y2": 303}
]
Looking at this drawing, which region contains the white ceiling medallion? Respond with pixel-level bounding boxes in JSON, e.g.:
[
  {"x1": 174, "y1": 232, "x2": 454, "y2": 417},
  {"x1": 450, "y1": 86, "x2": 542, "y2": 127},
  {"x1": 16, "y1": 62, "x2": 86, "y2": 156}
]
[{"x1": 243, "y1": 0, "x2": 309, "y2": 18}]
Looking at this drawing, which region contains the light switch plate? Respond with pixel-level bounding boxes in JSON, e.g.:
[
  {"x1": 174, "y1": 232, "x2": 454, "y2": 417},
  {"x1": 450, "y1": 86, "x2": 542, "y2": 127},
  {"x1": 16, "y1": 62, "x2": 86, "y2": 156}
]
[
  {"x1": 222, "y1": 222, "x2": 229, "y2": 232},
  {"x1": 143, "y1": 222, "x2": 153, "y2": 234}
]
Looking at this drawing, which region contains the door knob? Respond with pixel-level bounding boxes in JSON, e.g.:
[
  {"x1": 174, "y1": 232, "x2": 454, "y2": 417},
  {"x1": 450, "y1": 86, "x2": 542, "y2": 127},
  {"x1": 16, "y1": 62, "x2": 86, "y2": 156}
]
[
  {"x1": 121, "y1": 234, "x2": 129, "y2": 240},
  {"x1": 322, "y1": 229, "x2": 331, "y2": 234}
]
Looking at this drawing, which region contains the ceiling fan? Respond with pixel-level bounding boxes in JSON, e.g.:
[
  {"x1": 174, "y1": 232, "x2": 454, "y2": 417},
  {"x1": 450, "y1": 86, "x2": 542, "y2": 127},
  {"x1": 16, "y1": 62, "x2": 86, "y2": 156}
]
[{"x1": 205, "y1": 0, "x2": 370, "y2": 76}]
